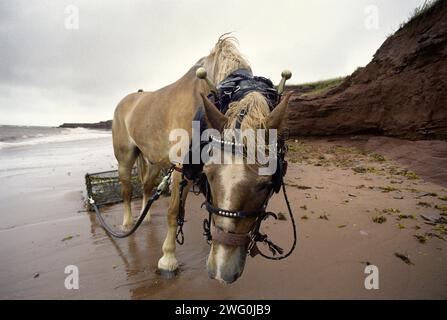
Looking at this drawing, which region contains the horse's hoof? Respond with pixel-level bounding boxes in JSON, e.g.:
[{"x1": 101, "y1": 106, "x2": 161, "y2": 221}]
[
  {"x1": 157, "y1": 268, "x2": 178, "y2": 280},
  {"x1": 157, "y1": 256, "x2": 179, "y2": 276}
]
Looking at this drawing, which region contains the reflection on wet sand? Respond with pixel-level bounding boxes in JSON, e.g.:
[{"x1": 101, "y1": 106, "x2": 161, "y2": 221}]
[
  {"x1": 87, "y1": 198, "x2": 185, "y2": 299},
  {"x1": 88, "y1": 211, "x2": 130, "y2": 271}
]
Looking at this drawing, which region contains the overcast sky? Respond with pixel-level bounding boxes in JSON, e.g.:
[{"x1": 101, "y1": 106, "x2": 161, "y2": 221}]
[{"x1": 0, "y1": 0, "x2": 426, "y2": 126}]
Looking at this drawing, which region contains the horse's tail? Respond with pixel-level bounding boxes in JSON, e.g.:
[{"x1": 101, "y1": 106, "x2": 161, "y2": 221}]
[{"x1": 136, "y1": 152, "x2": 147, "y2": 183}]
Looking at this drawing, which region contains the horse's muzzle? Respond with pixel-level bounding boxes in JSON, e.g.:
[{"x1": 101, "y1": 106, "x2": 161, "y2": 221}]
[{"x1": 206, "y1": 243, "x2": 247, "y2": 284}]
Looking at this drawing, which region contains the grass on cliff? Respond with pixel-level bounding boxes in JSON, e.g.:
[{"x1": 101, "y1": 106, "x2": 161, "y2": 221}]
[
  {"x1": 288, "y1": 77, "x2": 346, "y2": 96},
  {"x1": 399, "y1": 0, "x2": 444, "y2": 30}
]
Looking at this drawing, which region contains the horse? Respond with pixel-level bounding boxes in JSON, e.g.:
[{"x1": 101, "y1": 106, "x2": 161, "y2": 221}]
[{"x1": 112, "y1": 35, "x2": 292, "y2": 284}]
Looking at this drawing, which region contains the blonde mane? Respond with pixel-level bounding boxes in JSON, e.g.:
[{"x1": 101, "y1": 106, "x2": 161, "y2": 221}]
[
  {"x1": 203, "y1": 34, "x2": 269, "y2": 131},
  {"x1": 225, "y1": 92, "x2": 270, "y2": 131},
  {"x1": 223, "y1": 92, "x2": 273, "y2": 166},
  {"x1": 204, "y1": 34, "x2": 252, "y2": 85}
]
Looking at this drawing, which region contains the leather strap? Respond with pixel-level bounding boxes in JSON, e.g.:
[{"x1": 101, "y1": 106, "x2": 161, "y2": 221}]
[
  {"x1": 212, "y1": 227, "x2": 251, "y2": 247},
  {"x1": 205, "y1": 201, "x2": 264, "y2": 218}
]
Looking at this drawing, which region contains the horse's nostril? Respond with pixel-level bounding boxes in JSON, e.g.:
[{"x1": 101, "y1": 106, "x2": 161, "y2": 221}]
[
  {"x1": 220, "y1": 273, "x2": 238, "y2": 284},
  {"x1": 207, "y1": 264, "x2": 239, "y2": 283},
  {"x1": 207, "y1": 267, "x2": 216, "y2": 280}
]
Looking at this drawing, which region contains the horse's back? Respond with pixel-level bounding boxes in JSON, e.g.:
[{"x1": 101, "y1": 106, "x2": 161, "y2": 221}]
[
  {"x1": 112, "y1": 66, "x2": 203, "y2": 166},
  {"x1": 113, "y1": 91, "x2": 149, "y2": 125},
  {"x1": 112, "y1": 91, "x2": 151, "y2": 157}
]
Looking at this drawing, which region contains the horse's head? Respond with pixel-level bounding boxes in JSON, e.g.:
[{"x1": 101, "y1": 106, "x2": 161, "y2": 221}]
[{"x1": 200, "y1": 91, "x2": 292, "y2": 284}]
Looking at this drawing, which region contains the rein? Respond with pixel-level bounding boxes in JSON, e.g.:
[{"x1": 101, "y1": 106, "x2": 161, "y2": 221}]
[{"x1": 89, "y1": 167, "x2": 174, "y2": 238}]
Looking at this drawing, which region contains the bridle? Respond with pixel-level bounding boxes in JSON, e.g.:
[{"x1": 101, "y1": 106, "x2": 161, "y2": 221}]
[
  {"x1": 196, "y1": 134, "x2": 296, "y2": 260},
  {"x1": 176, "y1": 68, "x2": 298, "y2": 260}
]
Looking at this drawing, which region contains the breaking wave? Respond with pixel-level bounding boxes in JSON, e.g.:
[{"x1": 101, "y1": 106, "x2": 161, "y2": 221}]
[{"x1": 0, "y1": 126, "x2": 111, "y2": 150}]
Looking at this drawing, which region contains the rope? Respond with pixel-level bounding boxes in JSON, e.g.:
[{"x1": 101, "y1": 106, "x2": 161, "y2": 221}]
[
  {"x1": 175, "y1": 174, "x2": 188, "y2": 245},
  {"x1": 90, "y1": 167, "x2": 174, "y2": 238},
  {"x1": 255, "y1": 180, "x2": 298, "y2": 260}
]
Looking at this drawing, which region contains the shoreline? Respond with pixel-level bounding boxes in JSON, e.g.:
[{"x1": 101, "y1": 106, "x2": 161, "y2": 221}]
[{"x1": 0, "y1": 135, "x2": 446, "y2": 299}]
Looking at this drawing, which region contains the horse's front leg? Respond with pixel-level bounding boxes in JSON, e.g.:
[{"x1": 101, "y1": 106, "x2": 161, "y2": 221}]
[{"x1": 158, "y1": 170, "x2": 191, "y2": 274}]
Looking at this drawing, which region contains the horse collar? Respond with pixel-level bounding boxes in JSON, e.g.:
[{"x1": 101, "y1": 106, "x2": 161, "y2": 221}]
[{"x1": 210, "y1": 68, "x2": 280, "y2": 114}]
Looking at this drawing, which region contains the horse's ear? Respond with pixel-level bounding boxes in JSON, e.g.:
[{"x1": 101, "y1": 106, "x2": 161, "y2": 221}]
[
  {"x1": 267, "y1": 92, "x2": 292, "y2": 130},
  {"x1": 200, "y1": 93, "x2": 228, "y2": 132}
]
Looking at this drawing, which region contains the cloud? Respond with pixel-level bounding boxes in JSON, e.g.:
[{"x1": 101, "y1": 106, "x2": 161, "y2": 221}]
[{"x1": 0, "y1": 0, "x2": 426, "y2": 125}]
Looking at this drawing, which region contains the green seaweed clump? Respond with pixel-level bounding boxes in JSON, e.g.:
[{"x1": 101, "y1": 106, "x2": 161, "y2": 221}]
[
  {"x1": 380, "y1": 186, "x2": 399, "y2": 193},
  {"x1": 373, "y1": 215, "x2": 387, "y2": 224},
  {"x1": 414, "y1": 234, "x2": 428, "y2": 244}
]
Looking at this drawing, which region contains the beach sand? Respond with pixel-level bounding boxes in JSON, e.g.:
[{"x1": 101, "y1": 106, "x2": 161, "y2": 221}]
[{"x1": 1, "y1": 135, "x2": 447, "y2": 299}]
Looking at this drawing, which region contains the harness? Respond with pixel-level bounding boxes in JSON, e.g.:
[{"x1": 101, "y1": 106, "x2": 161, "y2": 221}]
[
  {"x1": 182, "y1": 69, "x2": 282, "y2": 182},
  {"x1": 179, "y1": 68, "x2": 297, "y2": 260},
  {"x1": 212, "y1": 68, "x2": 280, "y2": 114}
]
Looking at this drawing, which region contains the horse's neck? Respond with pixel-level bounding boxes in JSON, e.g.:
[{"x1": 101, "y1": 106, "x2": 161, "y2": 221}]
[
  {"x1": 178, "y1": 65, "x2": 201, "y2": 91},
  {"x1": 165, "y1": 61, "x2": 205, "y2": 98}
]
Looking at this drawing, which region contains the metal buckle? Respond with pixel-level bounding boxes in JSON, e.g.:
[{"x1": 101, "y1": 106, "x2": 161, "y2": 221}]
[
  {"x1": 192, "y1": 183, "x2": 201, "y2": 195},
  {"x1": 238, "y1": 109, "x2": 247, "y2": 117},
  {"x1": 246, "y1": 229, "x2": 259, "y2": 256}
]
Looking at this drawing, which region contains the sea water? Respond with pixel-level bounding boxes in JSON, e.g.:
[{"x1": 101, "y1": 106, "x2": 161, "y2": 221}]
[{"x1": 0, "y1": 125, "x2": 111, "y2": 150}]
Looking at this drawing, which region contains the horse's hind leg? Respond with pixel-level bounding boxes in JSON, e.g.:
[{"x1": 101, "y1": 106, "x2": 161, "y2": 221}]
[
  {"x1": 158, "y1": 170, "x2": 191, "y2": 274},
  {"x1": 117, "y1": 149, "x2": 138, "y2": 229}
]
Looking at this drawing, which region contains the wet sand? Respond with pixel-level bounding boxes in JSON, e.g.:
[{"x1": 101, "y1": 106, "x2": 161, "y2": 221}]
[{"x1": 1, "y1": 136, "x2": 447, "y2": 299}]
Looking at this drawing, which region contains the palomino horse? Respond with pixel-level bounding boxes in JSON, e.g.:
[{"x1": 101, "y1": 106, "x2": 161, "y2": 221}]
[{"x1": 112, "y1": 36, "x2": 292, "y2": 283}]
